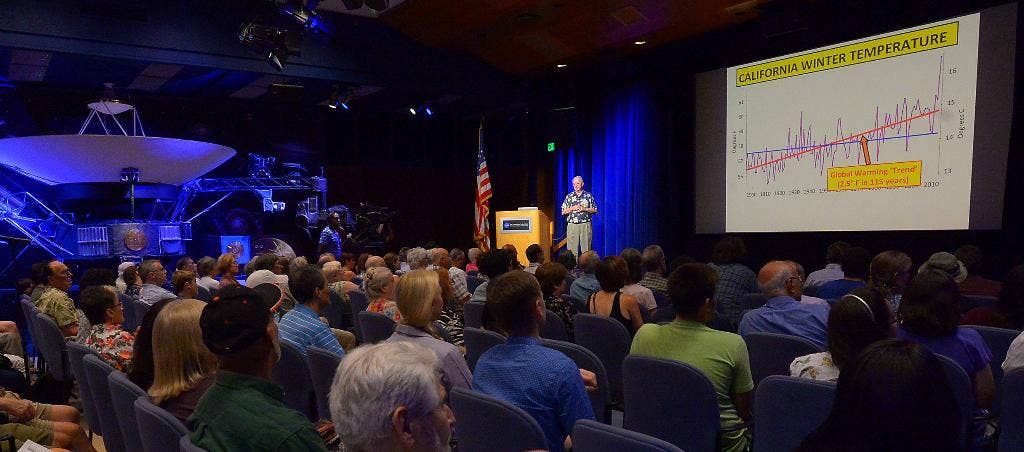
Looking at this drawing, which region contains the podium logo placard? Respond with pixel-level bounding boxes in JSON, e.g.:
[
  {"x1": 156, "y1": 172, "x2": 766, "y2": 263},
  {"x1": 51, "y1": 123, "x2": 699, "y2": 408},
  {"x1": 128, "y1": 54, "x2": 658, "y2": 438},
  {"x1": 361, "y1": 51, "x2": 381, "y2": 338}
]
[{"x1": 500, "y1": 218, "x2": 532, "y2": 233}]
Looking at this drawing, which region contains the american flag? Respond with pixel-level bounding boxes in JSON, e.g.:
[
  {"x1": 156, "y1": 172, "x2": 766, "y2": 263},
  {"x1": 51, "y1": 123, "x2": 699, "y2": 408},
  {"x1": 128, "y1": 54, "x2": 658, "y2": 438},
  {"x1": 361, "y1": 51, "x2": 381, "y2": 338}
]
[{"x1": 474, "y1": 121, "x2": 492, "y2": 251}]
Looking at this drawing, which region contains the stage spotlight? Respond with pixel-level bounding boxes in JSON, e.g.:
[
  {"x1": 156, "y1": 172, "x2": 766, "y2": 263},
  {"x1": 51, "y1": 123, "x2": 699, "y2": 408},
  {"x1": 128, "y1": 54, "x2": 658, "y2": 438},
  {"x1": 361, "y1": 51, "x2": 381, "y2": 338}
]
[
  {"x1": 340, "y1": 100, "x2": 350, "y2": 110},
  {"x1": 279, "y1": 2, "x2": 318, "y2": 29},
  {"x1": 239, "y1": 20, "x2": 293, "y2": 71},
  {"x1": 408, "y1": 107, "x2": 417, "y2": 115},
  {"x1": 328, "y1": 101, "x2": 337, "y2": 109},
  {"x1": 364, "y1": 0, "x2": 389, "y2": 11},
  {"x1": 423, "y1": 105, "x2": 433, "y2": 116}
]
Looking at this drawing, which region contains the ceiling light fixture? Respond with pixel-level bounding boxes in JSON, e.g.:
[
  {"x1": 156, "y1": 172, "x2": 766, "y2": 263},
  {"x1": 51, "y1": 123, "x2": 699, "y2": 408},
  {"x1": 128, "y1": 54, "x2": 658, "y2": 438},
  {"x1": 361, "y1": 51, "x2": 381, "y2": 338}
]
[
  {"x1": 634, "y1": 40, "x2": 647, "y2": 45},
  {"x1": 556, "y1": 63, "x2": 568, "y2": 68}
]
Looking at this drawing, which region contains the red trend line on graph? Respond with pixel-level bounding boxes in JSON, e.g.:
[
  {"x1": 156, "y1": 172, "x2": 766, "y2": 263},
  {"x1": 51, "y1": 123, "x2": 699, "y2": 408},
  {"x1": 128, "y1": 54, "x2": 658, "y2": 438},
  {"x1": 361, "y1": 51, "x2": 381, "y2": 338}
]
[{"x1": 745, "y1": 108, "x2": 940, "y2": 171}]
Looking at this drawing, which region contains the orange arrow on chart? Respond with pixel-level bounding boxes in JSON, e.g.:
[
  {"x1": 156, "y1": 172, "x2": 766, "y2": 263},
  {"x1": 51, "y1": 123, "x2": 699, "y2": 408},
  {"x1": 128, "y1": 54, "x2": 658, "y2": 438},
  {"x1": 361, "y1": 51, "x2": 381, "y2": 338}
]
[{"x1": 860, "y1": 136, "x2": 872, "y2": 165}]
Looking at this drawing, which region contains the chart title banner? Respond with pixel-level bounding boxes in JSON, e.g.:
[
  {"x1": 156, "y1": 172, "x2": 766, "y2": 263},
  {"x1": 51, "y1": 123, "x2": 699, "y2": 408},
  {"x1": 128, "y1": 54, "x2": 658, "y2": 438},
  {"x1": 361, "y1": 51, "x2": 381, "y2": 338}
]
[{"x1": 735, "y1": 22, "x2": 959, "y2": 87}]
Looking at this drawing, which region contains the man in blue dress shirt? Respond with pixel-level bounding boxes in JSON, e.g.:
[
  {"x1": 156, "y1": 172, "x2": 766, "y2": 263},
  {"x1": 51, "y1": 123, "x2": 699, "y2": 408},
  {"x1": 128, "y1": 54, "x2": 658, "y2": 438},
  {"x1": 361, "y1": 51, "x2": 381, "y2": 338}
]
[
  {"x1": 739, "y1": 261, "x2": 830, "y2": 348},
  {"x1": 472, "y1": 271, "x2": 596, "y2": 452}
]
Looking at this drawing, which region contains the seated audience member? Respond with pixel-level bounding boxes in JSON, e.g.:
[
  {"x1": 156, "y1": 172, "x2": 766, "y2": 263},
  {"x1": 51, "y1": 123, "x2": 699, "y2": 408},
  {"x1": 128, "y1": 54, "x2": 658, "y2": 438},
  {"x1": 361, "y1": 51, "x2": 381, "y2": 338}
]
[
  {"x1": 816, "y1": 246, "x2": 870, "y2": 300},
  {"x1": 190, "y1": 285, "x2": 328, "y2": 451},
  {"x1": 139, "y1": 259, "x2": 176, "y2": 306},
  {"x1": 1003, "y1": 329, "x2": 1024, "y2": 373},
  {"x1": 450, "y1": 248, "x2": 466, "y2": 270},
  {"x1": 469, "y1": 249, "x2": 515, "y2": 302},
  {"x1": 435, "y1": 268, "x2": 466, "y2": 348},
  {"x1": 323, "y1": 261, "x2": 359, "y2": 295},
  {"x1": 536, "y1": 262, "x2": 577, "y2": 341},
  {"x1": 317, "y1": 253, "x2": 337, "y2": 268},
  {"x1": 149, "y1": 299, "x2": 217, "y2": 423},
  {"x1": 474, "y1": 271, "x2": 596, "y2": 452},
  {"x1": 196, "y1": 257, "x2": 219, "y2": 292},
  {"x1": 739, "y1": 261, "x2": 830, "y2": 348},
  {"x1": 329, "y1": 342, "x2": 454, "y2": 452},
  {"x1": 387, "y1": 270, "x2": 472, "y2": 389},
  {"x1": 36, "y1": 260, "x2": 79, "y2": 337},
  {"x1": 275, "y1": 256, "x2": 290, "y2": 275},
  {"x1": 630, "y1": 263, "x2": 754, "y2": 452},
  {"x1": 620, "y1": 248, "x2": 657, "y2": 315},
  {"x1": 115, "y1": 261, "x2": 135, "y2": 294},
  {"x1": 251, "y1": 253, "x2": 280, "y2": 274},
  {"x1": 804, "y1": 241, "x2": 849, "y2": 289},
  {"x1": 569, "y1": 251, "x2": 601, "y2": 303},
  {"x1": 127, "y1": 298, "x2": 175, "y2": 389},
  {"x1": 918, "y1": 251, "x2": 968, "y2": 284},
  {"x1": 869, "y1": 250, "x2": 913, "y2": 312},
  {"x1": 80, "y1": 285, "x2": 135, "y2": 372},
  {"x1": 356, "y1": 253, "x2": 372, "y2": 274},
  {"x1": 524, "y1": 244, "x2": 544, "y2": 274},
  {"x1": 589, "y1": 256, "x2": 644, "y2": 335},
  {"x1": 956, "y1": 245, "x2": 1002, "y2": 297},
  {"x1": 177, "y1": 256, "x2": 197, "y2": 273},
  {"x1": 465, "y1": 247, "x2": 481, "y2": 274},
  {"x1": 279, "y1": 266, "x2": 347, "y2": 358},
  {"x1": 432, "y1": 251, "x2": 469, "y2": 304},
  {"x1": 0, "y1": 392, "x2": 94, "y2": 452},
  {"x1": 791, "y1": 287, "x2": 894, "y2": 382},
  {"x1": 797, "y1": 340, "x2": 960, "y2": 452},
  {"x1": 708, "y1": 236, "x2": 759, "y2": 331},
  {"x1": 16, "y1": 278, "x2": 33, "y2": 304},
  {"x1": 247, "y1": 269, "x2": 297, "y2": 312},
  {"x1": 786, "y1": 261, "x2": 828, "y2": 306},
  {"x1": 502, "y1": 244, "x2": 523, "y2": 270},
  {"x1": 407, "y1": 247, "x2": 430, "y2": 271},
  {"x1": 383, "y1": 252, "x2": 401, "y2": 274},
  {"x1": 29, "y1": 261, "x2": 49, "y2": 303},
  {"x1": 897, "y1": 271, "x2": 995, "y2": 412},
  {"x1": 963, "y1": 264, "x2": 1024, "y2": 330},
  {"x1": 555, "y1": 250, "x2": 579, "y2": 282},
  {"x1": 122, "y1": 265, "x2": 143, "y2": 302},
  {"x1": 366, "y1": 267, "x2": 402, "y2": 322},
  {"x1": 639, "y1": 245, "x2": 669, "y2": 297},
  {"x1": 172, "y1": 270, "x2": 198, "y2": 299},
  {"x1": 215, "y1": 253, "x2": 241, "y2": 289}
]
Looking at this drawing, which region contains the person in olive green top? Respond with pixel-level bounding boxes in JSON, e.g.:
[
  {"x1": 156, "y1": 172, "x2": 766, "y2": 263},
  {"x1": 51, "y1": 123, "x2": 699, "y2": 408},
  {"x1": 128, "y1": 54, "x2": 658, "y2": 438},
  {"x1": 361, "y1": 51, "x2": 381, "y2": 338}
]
[
  {"x1": 36, "y1": 260, "x2": 79, "y2": 337},
  {"x1": 630, "y1": 263, "x2": 754, "y2": 452},
  {"x1": 189, "y1": 285, "x2": 328, "y2": 452}
]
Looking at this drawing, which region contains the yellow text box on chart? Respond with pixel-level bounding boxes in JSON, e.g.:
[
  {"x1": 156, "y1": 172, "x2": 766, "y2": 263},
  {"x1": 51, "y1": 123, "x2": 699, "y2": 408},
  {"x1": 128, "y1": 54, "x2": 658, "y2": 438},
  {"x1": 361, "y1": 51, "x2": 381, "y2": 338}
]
[{"x1": 827, "y1": 161, "x2": 922, "y2": 191}]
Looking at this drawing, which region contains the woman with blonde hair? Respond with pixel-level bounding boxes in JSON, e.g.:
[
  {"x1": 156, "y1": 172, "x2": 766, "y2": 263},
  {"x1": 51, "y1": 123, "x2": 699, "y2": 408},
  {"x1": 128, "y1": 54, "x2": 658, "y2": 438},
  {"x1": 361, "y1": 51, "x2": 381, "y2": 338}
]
[
  {"x1": 366, "y1": 266, "x2": 401, "y2": 322},
  {"x1": 386, "y1": 269, "x2": 472, "y2": 390},
  {"x1": 148, "y1": 299, "x2": 218, "y2": 422},
  {"x1": 215, "y1": 253, "x2": 240, "y2": 289}
]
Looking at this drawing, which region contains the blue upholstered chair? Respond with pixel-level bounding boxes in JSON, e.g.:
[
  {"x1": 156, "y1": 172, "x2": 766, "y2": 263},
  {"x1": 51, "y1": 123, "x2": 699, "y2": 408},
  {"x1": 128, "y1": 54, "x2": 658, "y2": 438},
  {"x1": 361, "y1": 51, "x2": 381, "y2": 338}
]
[
  {"x1": 271, "y1": 339, "x2": 317, "y2": 421},
  {"x1": 965, "y1": 325, "x2": 1019, "y2": 413},
  {"x1": 935, "y1": 353, "x2": 976, "y2": 451},
  {"x1": 540, "y1": 309, "x2": 569, "y2": 342},
  {"x1": 466, "y1": 276, "x2": 485, "y2": 294},
  {"x1": 743, "y1": 332, "x2": 822, "y2": 387},
  {"x1": 66, "y1": 341, "x2": 104, "y2": 436},
  {"x1": 357, "y1": 311, "x2": 396, "y2": 344},
  {"x1": 754, "y1": 375, "x2": 836, "y2": 452},
  {"x1": 134, "y1": 396, "x2": 189, "y2": 452},
  {"x1": 179, "y1": 435, "x2": 206, "y2": 452},
  {"x1": 306, "y1": 345, "x2": 343, "y2": 420},
  {"x1": 572, "y1": 419, "x2": 684, "y2": 452},
  {"x1": 463, "y1": 327, "x2": 505, "y2": 372},
  {"x1": 108, "y1": 370, "x2": 147, "y2": 452},
  {"x1": 449, "y1": 387, "x2": 547, "y2": 452},
  {"x1": 463, "y1": 301, "x2": 486, "y2": 329},
  {"x1": 999, "y1": 368, "x2": 1024, "y2": 452},
  {"x1": 82, "y1": 354, "x2": 124, "y2": 452},
  {"x1": 574, "y1": 313, "x2": 631, "y2": 403},
  {"x1": 540, "y1": 338, "x2": 610, "y2": 423},
  {"x1": 347, "y1": 290, "x2": 369, "y2": 314}
]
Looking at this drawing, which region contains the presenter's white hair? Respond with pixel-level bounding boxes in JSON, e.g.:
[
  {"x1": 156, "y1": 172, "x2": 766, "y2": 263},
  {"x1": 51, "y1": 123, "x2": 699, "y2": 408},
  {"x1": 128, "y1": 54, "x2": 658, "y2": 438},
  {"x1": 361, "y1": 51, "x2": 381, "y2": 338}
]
[
  {"x1": 572, "y1": 175, "x2": 584, "y2": 183},
  {"x1": 329, "y1": 341, "x2": 442, "y2": 452}
]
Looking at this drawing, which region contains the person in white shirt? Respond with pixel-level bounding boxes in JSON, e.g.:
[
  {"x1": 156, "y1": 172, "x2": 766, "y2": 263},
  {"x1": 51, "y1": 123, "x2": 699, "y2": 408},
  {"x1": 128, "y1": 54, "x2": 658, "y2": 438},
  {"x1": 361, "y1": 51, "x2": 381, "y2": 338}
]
[
  {"x1": 805, "y1": 241, "x2": 849, "y2": 289},
  {"x1": 620, "y1": 248, "x2": 657, "y2": 315},
  {"x1": 196, "y1": 256, "x2": 220, "y2": 292}
]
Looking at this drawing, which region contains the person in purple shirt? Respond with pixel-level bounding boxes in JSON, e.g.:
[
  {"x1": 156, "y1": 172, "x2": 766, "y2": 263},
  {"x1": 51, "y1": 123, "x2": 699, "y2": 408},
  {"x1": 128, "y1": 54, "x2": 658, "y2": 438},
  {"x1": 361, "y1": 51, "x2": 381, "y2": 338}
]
[
  {"x1": 816, "y1": 246, "x2": 871, "y2": 300},
  {"x1": 739, "y1": 261, "x2": 830, "y2": 348},
  {"x1": 472, "y1": 271, "x2": 596, "y2": 452}
]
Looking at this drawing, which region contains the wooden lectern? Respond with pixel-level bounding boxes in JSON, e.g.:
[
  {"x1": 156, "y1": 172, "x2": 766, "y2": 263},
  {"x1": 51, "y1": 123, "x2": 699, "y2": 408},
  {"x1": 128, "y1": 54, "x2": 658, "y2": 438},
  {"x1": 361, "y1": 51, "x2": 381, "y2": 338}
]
[{"x1": 495, "y1": 208, "x2": 551, "y2": 266}]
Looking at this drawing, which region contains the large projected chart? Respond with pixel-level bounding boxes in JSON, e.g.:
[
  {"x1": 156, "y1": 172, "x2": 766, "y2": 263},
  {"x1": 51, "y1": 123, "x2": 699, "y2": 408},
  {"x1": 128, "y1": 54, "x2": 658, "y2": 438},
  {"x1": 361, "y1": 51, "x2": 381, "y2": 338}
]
[{"x1": 725, "y1": 14, "x2": 979, "y2": 232}]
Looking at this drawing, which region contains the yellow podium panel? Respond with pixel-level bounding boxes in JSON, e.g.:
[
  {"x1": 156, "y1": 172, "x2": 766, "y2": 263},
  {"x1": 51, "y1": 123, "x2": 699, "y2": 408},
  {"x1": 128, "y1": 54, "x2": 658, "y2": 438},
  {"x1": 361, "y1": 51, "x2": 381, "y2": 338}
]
[{"x1": 495, "y1": 209, "x2": 550, "y2": 267}]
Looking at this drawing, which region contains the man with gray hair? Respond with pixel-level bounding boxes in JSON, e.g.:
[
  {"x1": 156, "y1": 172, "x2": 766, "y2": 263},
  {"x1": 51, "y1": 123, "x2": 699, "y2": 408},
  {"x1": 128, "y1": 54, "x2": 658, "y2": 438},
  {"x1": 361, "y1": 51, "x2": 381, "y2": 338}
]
[
  {"x1": 560, "y1": 176, "x2": 597, "y2": 258},
  {"x1": 639, "y1": 245, "x2": 669, "y2": 297},
  {"x1": 569, "y1": 251, "x2": 601, "y2": 304},
  {"x1": 139, "y1": 259, "x2": 176, "y2": 306},
  {"x1": 329, "y1": 341, "x2": 454, "y2": 452},
  {"x1": 407, "y1": 247, "x2": 430, "y2": 271},
  {"x1": 738, "y1": 261, "x2": 830, "y2": 348}
]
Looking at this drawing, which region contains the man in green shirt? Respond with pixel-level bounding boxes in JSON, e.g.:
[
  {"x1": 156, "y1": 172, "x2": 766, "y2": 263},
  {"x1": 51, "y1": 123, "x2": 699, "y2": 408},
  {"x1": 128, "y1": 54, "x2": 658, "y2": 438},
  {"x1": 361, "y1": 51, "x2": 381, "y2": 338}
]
[
  {"x1": 630, "y1": 263, "x2": 753, "y2": 452},
  {"x1": 35, "y1": 261, "x2": 79, "y2": 337},
  {"x1": 189, "y1": 285, "x2": 328, "y2": 452}
]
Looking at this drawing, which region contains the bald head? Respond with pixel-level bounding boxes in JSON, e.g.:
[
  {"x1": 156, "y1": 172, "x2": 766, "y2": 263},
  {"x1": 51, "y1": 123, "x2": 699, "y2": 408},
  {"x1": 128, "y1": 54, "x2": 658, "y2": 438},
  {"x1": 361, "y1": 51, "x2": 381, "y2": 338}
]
[
  {"x1": 579, "y1": 251, "x2": 600, "y2": 274},
  {"x1": 364, "y1": 255, "x2": 385, "y2": 270},
  {"x1": 758, "y1": 261, "x2": 796, "y2": 297}
]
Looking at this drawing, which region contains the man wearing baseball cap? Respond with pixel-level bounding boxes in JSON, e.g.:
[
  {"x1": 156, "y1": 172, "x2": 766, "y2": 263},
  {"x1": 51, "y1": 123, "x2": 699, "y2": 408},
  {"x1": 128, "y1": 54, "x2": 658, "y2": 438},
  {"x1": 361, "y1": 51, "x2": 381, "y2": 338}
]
[{"x1": 187, "y1": 285, "x2": 328, "y2": 451}]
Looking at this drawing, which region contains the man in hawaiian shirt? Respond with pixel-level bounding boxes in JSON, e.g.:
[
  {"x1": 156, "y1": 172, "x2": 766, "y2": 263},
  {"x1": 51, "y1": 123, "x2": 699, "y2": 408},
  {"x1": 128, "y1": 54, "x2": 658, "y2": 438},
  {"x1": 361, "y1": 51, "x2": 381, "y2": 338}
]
[{"x1": 561, "y1": 176, "x2": 598, "y2": 258}]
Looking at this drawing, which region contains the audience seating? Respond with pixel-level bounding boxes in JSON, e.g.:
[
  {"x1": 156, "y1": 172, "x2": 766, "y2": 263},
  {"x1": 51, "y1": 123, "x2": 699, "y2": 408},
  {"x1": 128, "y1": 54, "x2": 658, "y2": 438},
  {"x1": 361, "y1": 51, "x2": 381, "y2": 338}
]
[
  {"x1": 739, "y1": 293, "x2": 768, "y2": 312},
  {"x1": 108, "y1": 371, "x2": 147, "y2": 452},
  {"x1": 83, "y1": 354, "x2": 125, "y2": 452},
  {"x1": 965, "y1": 325, "x2": 1018, "y2": 413},
  {"x1": 322, "y1": 290, "x2": 352, "y2": 330},
  {"x1": 347, "y1": 290, "x2": 369, "y2": 314},
  {"x1": 433, "y1": 320, "x2": 452, "y2": 343},
  {"x1": 651, "y1": 292, "x2": 675, "y2": 323},
  {"x1": 574, "y1": 313, "x2": 631, "y2": 403},
  {"x1": 961, "y1": 295, "x2": 998, "y2": 314},
  {"x1": 540, "y1": 309, "x2": 569, "y2": 342},
  {"x1": 999, "y1": 368, "x2": 1024, "y2": 452},
  {"x1": 270, "y1": 340, "x2": 317, "y2": 421},
  {"x1": 179, "y1": 435, "x2": 205, "y2": 452},
  {"x1": 623, "y1": 355, "x2": 724, "y2": 452},
  {"x1": 306, "y1": 345, "x2": 343, "y2": 420},
  {"x1": 935, "y1": 353, "x2": 975, "y2": 451},
  {"x1": 119, "y1": 292, "x2": 139, "y2": 332},
  {"x1": 133, "y1": 299, "x2": 151, "y2": 327},
  {"x1": 463, "y1": 327, "x2": 505, "y2": 372},
  {"x1": 540, "y1": 338, "x2": 610, "y2": 423},
  {"x1": 466, "y1": 276, "x2": 485, "y2": 294},
  {"x1": 463, "y1": 301, "x2": 486, "y2": 329},
  {"x1": 743, "y1": 332, "x2": 822, "y2": 387},
  {"x1": 19, "y1": 300, "x2": 41, "y2": 363},
  {"x1": 134, "y1": 396, "x2": 189, "y2": 452},
  {"x1": 566, "y1": 294, "x2": 587, "y2": 317},
  {"x1": 754, "y1": 375, "x2": 836, "y2": 452},
  {"x1": 356, "y1": 311, "x2": 396, "y2": 344},
  {"x1": 572, "y1": 419, "x2": 684, "y2": 452},
  {"x1": 66, "y1": 342, "x2": 104, "y2": 436},
  {"x1": 33, "y1": 312, "x2": 71, "y2": 399},
  {"x1": 350, "y1": 276, "x2": 364, "y2": 287},
  {"x1": 449, "y1": 387, "x2": 548, "y2": 452}
]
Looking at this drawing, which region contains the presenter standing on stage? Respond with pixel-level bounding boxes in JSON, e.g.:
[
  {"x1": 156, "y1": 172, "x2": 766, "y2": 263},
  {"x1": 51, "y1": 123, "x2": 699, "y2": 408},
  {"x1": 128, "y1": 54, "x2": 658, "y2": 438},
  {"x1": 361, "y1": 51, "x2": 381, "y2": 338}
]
[{"x1": 561, "y1": 175, "x2": 598, "y2": 257}]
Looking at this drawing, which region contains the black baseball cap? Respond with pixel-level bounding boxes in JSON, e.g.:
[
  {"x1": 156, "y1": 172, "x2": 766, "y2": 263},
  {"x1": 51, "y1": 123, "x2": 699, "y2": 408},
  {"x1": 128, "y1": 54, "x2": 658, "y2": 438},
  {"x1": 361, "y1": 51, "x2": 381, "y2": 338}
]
[{"x1": 200, "y1": 285, "x2": 275, "y2": 355}]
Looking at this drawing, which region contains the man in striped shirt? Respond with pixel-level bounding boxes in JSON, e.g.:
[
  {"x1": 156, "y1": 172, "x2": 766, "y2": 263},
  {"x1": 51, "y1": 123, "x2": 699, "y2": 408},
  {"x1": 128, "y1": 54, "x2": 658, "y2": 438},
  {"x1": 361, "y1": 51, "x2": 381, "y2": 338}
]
[{"x1": 278, "y1": 265, "x2": 346, "y2": 358}]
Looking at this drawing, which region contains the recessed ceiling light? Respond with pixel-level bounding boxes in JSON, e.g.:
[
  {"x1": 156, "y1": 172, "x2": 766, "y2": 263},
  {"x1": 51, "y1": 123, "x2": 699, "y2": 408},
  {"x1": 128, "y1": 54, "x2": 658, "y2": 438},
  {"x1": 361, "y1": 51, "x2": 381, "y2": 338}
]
[
  {"x1": 556, "y1": 63, "x2": 567, "y2": 68},
  {"x1": 634, "y1": 40, "x2": 647, "y2": 45}
]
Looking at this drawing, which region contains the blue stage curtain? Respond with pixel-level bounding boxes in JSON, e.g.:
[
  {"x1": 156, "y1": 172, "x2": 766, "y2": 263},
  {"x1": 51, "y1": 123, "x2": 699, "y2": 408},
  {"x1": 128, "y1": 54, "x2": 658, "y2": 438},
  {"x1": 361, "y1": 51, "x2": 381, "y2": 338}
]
[{"x1": 557, "y1": 83, "x2": 661, "y2": 256}]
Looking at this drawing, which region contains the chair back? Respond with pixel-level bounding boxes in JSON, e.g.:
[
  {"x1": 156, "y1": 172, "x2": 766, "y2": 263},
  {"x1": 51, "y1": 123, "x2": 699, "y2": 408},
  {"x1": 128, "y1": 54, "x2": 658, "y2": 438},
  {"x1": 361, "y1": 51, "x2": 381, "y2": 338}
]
[
  {"x1": 540, "y1": 338, "x2": 610, "y2": 423},
  {"x1": 133, "y1": 300, "x2": 151, "y2": 327},
  {"x1": 739, "y1": 293, "x2": 768, "y2": 311},
  {"x1": 108, "y1": 370, "x2": 148, "y2": 452},
  {"x1": 540, "y1": 309, "x2": 569, "y2": 341},
  {"x1": 744, "y1": 332, "x2": 822, "y2": 387},
  {"x1": 961, "y1": 295, "x2": 998, "y2": 314},
  {"x1": 357, "y1": 311, "x2": 396, "y2": 344},
  {"x1": 935, "y1": 353, "x2": 974, "y2": 451},
  {"x1": 965, "y1": 325, "x2": 1019, "y2": 413},
  {"x1": 66, "y1": 342, "x2": 104, "y2": 435},
  {"x1": 179, "y1": 435, "x2": 206, "y2": 452},
  {"x1": 433, "y1": 320, "x2": 453, "y2": 343},
  {"x1": 449, "y1": 387, "x2": 548, "y2": 452},
  {"x1": 574, "y1": 313, "x2": 631, "y2": 402},
  {"x1": 651, "y1": 292, "x2": 675, "y2": 323},
  {"x1": 18, "y1": 300, "x2": 40, "y2": 357},
  {"x1": 83, "y1": 354, "x2": 124, "y2": 452},
  {"x1": 999, "y1": 368, "x2": 1024, "y2": 452},
  {"x1": 134, "y1": 396, "x2": 189, "y2": 452},
  {"x1": 463, "y1": 327, "x2": 505, "y2": 372},
  {"x1": 464, "y1": 301, "x2": 486, "y2": 329},
  {"x1": 33, "y1": 312, "x2": 70, "y2": 381},
  {"x1": 754, "y1": 376, "x2": 836, "y2": 452},
  {"x1": 565, "y1": 294, "x2": 588, "y2": 318},
  {"x1": 271, "y1": 340, "x2": 317, "y2": 421},
  {"x1": 347, "y1": 291, "x2": 369, "y2": 314},
  {"x1": 119, "y1": 293, "x2": 139, "y2": 332},
  {"x1": 573, "y1": 419, "x2": 684, "y2": 452},
  {"x1": 306, "y1": 345, "x2": 343, "y2": 420},
  {"x1": 623, "y1": 355, "x2": 721, "y2": 451},
  {"x1": 321, "y1": 291, "x2": 352, "y2": 330},
  {"x1": 466, "y1": 276, "x2": 485, "y2": 294}
]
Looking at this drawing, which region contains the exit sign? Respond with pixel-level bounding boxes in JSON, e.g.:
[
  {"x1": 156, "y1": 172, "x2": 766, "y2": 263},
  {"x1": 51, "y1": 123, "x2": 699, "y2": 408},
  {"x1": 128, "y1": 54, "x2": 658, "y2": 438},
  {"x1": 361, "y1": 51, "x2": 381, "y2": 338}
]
[{"x1": 546, "y1": 142, "x2": 556, "y2": 152}]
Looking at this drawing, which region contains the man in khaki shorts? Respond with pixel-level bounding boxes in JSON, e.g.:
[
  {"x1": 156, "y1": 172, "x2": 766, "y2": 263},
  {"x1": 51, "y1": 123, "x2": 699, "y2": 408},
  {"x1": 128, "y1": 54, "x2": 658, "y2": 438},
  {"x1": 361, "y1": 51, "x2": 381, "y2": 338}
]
[{"x1": 561, "y1": 176, "x2": 598, "y2": 259}]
